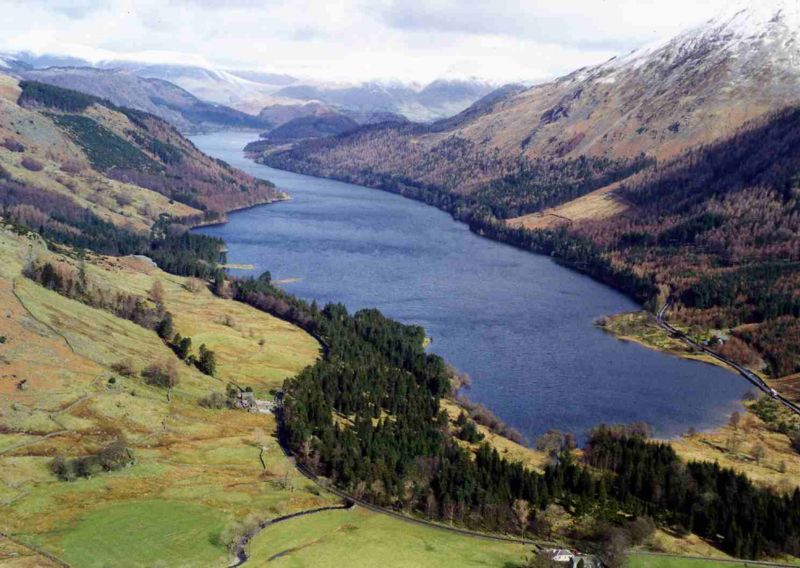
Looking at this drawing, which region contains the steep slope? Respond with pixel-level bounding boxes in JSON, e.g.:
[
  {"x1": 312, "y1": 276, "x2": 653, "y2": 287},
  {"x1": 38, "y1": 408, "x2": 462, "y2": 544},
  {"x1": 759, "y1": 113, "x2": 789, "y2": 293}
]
[
  {"x1": 460, "y1": 0, "x2": 800, "y2": 162},
  {"x1": 18, "y1": 67, "x2": 268, "y2": 133},
  {"x1": 0, "y1": 74, "x2": 283, "y2": 271}
]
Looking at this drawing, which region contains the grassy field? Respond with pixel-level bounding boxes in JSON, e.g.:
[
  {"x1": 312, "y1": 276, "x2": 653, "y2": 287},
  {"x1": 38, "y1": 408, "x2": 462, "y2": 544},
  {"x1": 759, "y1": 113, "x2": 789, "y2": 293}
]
[
  {"x1": 60, "y1": 500, "x2": 228, "y2": 568},
  {"x1": 246, "y1": 507, "x2": 528, "y2": 567},
  {"x1": 84, "y1": 254, "x2": 320, "y2": 394},
  {"x1": 507, "y1": 182, "x2": 628, "y2": 231},
  {"x1": 669, "y1": 406, "x2": 800, "y2": 494}
]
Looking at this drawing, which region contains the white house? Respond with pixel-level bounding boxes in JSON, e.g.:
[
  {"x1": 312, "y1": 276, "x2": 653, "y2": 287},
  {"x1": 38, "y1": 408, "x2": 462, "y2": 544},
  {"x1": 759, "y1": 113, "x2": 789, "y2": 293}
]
[{"x1": 548, "y1": 549, "x2": 575, "y2": 563}]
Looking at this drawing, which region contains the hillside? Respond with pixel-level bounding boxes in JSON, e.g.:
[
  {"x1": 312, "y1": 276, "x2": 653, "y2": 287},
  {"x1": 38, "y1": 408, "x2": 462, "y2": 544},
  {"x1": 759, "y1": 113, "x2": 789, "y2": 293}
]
[
  {"x1": 17, "y1": 67, "x2": 269, "y2": 133},
  {"x1": 257, "y1": 101, "x2": 407, "y2": 129},
  {"x1": 571, "y1": 108, "x2": 800, "y2": 379},
  {"x1": 0, "y1": 74, "x2": 283, "y2": 237},
  {"x1": 0, "y1": 223, "x2": 329, "y2": 566},
  {"x1": 259, "y1": 114, "x2": 359, "y2": 143}
]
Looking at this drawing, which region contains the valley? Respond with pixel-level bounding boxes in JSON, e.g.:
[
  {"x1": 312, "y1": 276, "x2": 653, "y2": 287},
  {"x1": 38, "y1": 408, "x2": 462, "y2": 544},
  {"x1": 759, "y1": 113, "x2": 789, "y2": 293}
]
[{"x1": 3, "y1": 1, "x2": 800, "y2": 565}]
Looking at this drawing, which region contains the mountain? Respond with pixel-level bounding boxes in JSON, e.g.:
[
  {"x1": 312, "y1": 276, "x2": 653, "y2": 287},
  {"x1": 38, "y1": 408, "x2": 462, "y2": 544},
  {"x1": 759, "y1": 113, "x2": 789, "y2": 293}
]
[
  {"x1": 256, "y1": 114, "x2": 359, "y2": 144},
  {"x1": 0, "y1": 53, "x2": 29, "y2": 72},
  {"x1": 250, "y1": 0, "x2": 800, "y2": 386},
  {"x1": 9, "y1": 50, "x2": 91, "y2": 68},
  {"x1": 101, "y1": 61, "x2": 492, "y2": 122},
  {"x1": 3, "y1": 51, "x2": 496, "y2": 122},
  {"x1": 16, "y1": 67, "x2": 269, "y2": 133},
  {"x1": 98, "y1": 61, "x2": 295, "y2": 114},
  {"x1": 257, "y1": 101, "x2": 407, "y2": 130},
  {"x1": 256, "y1": 0, "x2": 800, "y2": 189}
]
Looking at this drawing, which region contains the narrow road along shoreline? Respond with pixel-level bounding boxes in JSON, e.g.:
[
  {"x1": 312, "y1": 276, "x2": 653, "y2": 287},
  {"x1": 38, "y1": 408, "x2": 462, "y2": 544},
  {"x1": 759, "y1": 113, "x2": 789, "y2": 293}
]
[{"x1": 657, "y1": 302, "x2": 800, "y2": 417}]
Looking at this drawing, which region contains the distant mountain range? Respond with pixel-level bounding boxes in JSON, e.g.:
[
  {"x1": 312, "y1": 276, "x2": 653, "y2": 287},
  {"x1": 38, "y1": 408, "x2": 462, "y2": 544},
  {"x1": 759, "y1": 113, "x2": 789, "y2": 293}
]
[
  {"x1": 2, "y1": 51, "x2": 498, "y2": 126},
  {"x1": 16, "y1": 67, "x2": 269, "y2": 133}
]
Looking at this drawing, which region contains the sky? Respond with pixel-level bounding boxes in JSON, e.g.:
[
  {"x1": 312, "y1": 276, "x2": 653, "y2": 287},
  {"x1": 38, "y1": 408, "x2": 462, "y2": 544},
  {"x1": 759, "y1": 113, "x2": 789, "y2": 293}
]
[{"x1": 1, "y1": 0, "x2": 733, "y2": 84}]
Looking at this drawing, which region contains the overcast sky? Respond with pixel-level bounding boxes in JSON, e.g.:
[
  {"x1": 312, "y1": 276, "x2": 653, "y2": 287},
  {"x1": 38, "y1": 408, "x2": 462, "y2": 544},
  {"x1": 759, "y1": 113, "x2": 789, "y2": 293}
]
[{"x1": 1, "y1": 0, "x2": 732, "y2": 83}]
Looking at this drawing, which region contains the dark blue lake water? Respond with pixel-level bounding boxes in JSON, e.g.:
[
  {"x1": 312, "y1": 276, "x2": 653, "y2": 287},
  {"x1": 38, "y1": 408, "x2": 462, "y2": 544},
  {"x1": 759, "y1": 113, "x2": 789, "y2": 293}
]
[{"x1": 192, "y1": 131, "x2": 750, "y2": 443}]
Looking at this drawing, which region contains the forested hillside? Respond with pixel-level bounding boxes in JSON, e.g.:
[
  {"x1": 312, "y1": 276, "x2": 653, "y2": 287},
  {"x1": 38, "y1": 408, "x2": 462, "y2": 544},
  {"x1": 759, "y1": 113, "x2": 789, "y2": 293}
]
[
  {"x1": 226, "y1": 270, "x2": 800, "y2": 562},
  {"x1": 578, "y1": 108, "x2": 800, "y2": 378}
]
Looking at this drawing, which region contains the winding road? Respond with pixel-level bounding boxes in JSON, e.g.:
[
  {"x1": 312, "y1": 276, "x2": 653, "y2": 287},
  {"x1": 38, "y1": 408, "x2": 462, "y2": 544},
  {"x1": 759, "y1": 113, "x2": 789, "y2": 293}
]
[{"x1": 277, "y1": 435, "x2": 547, "y2": 548}]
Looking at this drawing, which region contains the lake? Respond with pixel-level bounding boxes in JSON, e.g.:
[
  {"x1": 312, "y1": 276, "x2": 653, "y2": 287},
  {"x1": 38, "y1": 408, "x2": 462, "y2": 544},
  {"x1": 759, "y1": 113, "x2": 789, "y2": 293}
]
[{"x1": 192, "y1": 131, "x2": 750, "y2": 443}]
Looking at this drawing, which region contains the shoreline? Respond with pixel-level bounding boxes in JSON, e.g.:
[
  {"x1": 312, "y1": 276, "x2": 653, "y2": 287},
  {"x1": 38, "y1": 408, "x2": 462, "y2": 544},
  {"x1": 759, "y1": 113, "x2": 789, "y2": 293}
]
[
  {"x1": 596, "y1": 311, "x2": 736, "y2": 376},
  {"x1": 188, "y1": 194, "x2": 292, "y2": 230}
]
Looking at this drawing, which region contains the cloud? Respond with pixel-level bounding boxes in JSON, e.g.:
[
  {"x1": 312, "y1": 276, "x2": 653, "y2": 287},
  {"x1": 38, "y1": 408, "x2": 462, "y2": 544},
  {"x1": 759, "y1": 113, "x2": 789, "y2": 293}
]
[
  {"x1": 374, "y1": 0, "x2": 726, "y2": 50},
  {"x1": 31, "y1": 0, "x2": 106, "y2": 19},
  {"x1": 0, "y1": 0, "x2": 730, "y2": 83}
]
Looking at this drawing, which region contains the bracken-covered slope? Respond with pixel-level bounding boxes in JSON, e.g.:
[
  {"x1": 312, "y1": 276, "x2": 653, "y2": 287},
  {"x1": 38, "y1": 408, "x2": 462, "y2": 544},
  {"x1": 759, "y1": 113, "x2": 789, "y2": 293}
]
[{"x1": 0, "y1": 73, "x2": 283, "y2": 238}]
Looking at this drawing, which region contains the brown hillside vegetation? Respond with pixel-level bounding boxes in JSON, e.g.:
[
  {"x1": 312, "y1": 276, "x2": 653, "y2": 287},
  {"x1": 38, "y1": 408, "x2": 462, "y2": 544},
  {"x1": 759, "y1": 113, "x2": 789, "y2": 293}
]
[{"x1": 1, "y1": 73, "x2": 284, "y2": 235}]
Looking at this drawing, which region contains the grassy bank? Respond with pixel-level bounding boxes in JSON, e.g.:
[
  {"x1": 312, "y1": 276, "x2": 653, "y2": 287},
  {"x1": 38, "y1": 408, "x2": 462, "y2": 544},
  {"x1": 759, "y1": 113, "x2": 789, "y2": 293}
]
[{"x1": 596, "y1": 311, "x2": 722, "y2": 369}]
